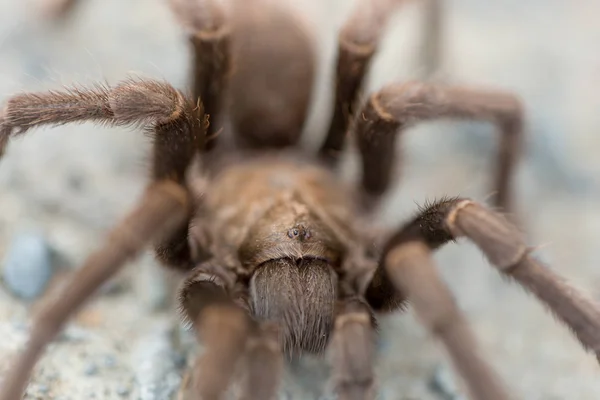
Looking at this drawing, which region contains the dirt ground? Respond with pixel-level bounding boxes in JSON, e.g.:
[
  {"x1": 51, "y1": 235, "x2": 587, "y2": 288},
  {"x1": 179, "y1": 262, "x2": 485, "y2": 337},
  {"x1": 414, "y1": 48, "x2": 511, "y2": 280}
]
[{"x1": 1, "y1": 0, "x2": 600, "y2": 399}]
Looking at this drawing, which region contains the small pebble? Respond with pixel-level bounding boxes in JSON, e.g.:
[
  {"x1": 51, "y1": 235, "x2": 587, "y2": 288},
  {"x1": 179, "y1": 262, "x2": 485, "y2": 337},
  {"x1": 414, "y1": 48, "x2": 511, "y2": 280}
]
[
  {"x1": 2, "y1": 232, "x2": 55, "y2": 300},
  {"x1": 171, "y1": 352, "x2": 187, "y2": 370},
  {"x1": 116, "y1": 385, "x2": 131, "y2": 397},
  {"x1": 99, "y1": 279, "x2": 126, "y2": 296},
  {"x1": 84, "y1": 362, "x2": 99, "y2": 376},
  {"x1": 429, "y1": 364, "x2": 466, "y2": 400},
  {"x1": 45, "y1": 371, "x2": 59, "y2": 381},
  {"x1": 57, "y1": 326, "x2": 90, "y2": 342},
  {"x1": 12, "y1": 320, "x2": 28, "y2": 332},
  {"x1": 102, "y1": 354, "x2": 117, "y2": 368},
  {"x1": 36, "y1": 384, "x2": 49, "y2": 394},
  {"x1": 67, "y1": 171, "x2": 86, "y2": 191}
]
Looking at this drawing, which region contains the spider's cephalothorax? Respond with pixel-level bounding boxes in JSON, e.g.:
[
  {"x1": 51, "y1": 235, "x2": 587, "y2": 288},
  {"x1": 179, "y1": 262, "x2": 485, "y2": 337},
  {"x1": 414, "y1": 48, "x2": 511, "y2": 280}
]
[{"x1": 1, "y1": 0, "x2": 600, "y2": 399}]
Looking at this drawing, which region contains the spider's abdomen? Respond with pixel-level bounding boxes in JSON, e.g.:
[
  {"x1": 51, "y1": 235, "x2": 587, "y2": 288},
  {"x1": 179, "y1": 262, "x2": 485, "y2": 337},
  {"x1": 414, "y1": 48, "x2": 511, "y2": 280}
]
[
  {"x1": 228, "y1": 1, "x2": 316, "y2": 149},
  {"x1": 249, "y1": 257, "x2": 337, "y2": 357}
]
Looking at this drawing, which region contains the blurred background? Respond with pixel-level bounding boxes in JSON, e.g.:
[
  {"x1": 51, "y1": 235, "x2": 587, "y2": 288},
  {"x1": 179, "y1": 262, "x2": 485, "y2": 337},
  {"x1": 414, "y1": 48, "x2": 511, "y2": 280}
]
[{"x1": 0, "y1": 0, "x2": 599, "y2": 398}]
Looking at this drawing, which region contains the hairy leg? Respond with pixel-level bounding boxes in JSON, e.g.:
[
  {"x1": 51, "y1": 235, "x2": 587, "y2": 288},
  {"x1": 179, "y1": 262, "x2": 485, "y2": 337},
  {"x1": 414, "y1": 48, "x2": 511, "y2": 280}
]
[
  {"x1": 0, "y1": 182, "x2": 190, "y2": 400},
  {"x1": 319, "y1": 0, "x2": 405, "y2": 165},
  {"x1": 0, "y1": 78, "x2": 206, "y2": 269},
  {"x1": 419, "y1": 0, "x2": 444, "y2": 79},
  {"x1": 237, "y1": 322, "x2": 283, "y2": 400},
  {"x1": 0, "y1": 78, "x2": 209, "y2": 399},
  {"x1": 354, "y1": 82, "x2": 523, "y2": 211},
  {"x1": 386, "y1": 240, "x2": 510, "y2": 400},
  {"x1": 36, "y1": 0, "x2": 80, "y2": 19},
  {"x1": 366, "y1": 198, "x2": 600, "y2": 387},
  {"x1": 169, "y1": 0, "x2": 231, "y2": 151},
  {"x1": 178, "y1": 261, "x2": 283, "y2": 400},
  {"x1": 327, "y1": 297, "x2": 376, "y2": 400}
]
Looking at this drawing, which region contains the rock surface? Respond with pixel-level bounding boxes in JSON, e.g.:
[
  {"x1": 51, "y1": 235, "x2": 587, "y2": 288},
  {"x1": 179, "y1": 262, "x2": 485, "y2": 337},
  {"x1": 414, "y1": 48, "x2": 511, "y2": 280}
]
[
  {"x1": 1, "y1": 0, "x2": 600, "y2": 399},
  {"x1": 2, "y1": 231, "x2": 56, "y2": 300}
]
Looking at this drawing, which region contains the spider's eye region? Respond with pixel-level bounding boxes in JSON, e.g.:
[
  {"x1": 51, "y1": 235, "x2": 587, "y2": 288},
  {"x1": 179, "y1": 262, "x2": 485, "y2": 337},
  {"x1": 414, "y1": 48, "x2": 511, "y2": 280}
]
[{"x1": 287, "y1": 225, "x2": 311, "y2": 240}]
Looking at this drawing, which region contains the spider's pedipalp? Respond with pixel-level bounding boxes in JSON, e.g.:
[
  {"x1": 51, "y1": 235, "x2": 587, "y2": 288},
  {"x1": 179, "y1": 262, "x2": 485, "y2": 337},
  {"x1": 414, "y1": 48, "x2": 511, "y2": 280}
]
[
  {"x1": 177, "y1": 263, "x2": 254, "y2": 400},
  {"x1": 238, "y1": 322, "x2": 283, "y2": 400},
  {"x1": 385, "y1": 241, "x2": 511, "y2": 400},
  {"x1": 327, "y1": 297, "x2": 376, "y2": 400},
  {"x1": 319, "y1": 0, "x2": 405, "y2": 165},
  {"x1": 0, "y1": 181, "x2": 190, "y2": 400},
  {"x1": 354, "y1": 82, "x2": 523, "y2": 211},
  {"x1": 190, "y1": 303, "x2": 251, "y2": 400}
]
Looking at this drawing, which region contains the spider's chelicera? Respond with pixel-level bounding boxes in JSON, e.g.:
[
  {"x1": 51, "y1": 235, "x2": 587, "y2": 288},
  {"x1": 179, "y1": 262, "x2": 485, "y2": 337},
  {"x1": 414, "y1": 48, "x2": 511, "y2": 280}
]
[{"x1": 1, "y1": 0, "x2": 599, "y2": 399}]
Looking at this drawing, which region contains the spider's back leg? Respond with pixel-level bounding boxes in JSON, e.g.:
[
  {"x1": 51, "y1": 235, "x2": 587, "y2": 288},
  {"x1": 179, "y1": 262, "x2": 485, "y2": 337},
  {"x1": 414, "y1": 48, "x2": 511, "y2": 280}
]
[
  {"x1": 169, "y1": 0, "x2": 231, "y2": 152},
  {"x1": 353, "y1": 83, "x2": 523, "y2": 211},
  {"x1": 319, "y1": 0, "x2": 406, "y2": 165}
]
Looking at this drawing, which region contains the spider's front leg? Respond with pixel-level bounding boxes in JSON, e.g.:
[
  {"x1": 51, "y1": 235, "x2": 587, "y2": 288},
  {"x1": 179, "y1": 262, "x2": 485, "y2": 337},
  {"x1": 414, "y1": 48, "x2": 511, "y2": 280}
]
[
  {"x1": 0, "y1": 78, "x2": 205, "y2": 400},
  {"x1": 327, "y1": 297, "x2": 376, "y2": 400},
  {"x1": 354, "y1": 83, "x2": 523, "y2": 212},
  {"x1": 0, "y1": 78, "x2": 206, "y2": 270},
  {"x1": 362, "y1": 198, "x2": 600, "y2": 399},
  {"x1": 178, "y1": 261, "x2": 283, "y2": 400}
]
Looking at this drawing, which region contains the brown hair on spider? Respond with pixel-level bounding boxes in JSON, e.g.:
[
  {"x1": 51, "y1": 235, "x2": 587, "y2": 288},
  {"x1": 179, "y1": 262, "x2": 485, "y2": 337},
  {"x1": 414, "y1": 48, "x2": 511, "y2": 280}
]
[{"x1": 0, "y1": 0, "x2": 599, "y2": 399}]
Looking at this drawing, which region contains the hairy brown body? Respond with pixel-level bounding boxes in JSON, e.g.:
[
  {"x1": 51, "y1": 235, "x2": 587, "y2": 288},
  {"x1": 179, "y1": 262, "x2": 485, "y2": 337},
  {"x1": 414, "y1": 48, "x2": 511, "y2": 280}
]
[
  {"x1": 202, "y1": 157, "x2": 358, "y2": 355},
  {"x1": 2, "y1": 1, "x2": 600, "y2": 400}
]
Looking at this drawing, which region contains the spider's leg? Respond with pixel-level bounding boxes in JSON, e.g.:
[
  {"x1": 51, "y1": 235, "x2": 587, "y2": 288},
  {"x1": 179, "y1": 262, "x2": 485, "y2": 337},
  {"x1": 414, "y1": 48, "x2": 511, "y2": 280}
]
[
  {"x1": 353, "y1": 83, "x2": 523, "y2": 211},
  {"x1": 327, "y1": 297, "x2": 376, "y2": 400},
  {"x1": 169, "y1": 0, "x2": 231, "y2": 151},
  {"x1": 0, "y1": 181, "x2": 190, "y2": 400},
  {"x1": 362, "y1": 198, "x2": 600, "y2": 384},
  {"x1": 442, "y1": 199, "x2": 600, "y2": 360},
  {"x1": 37, "y1": 0, "x2": 80, "y2": 19},
  {"x1": 419, "y1": 0, "x2": 444, "y2": 79},
  {"x1": 319, "y1": 0, "x2": 404, "y2": 165},
  {"x1": 0, "y1": 78, "x2": 206, "y2": 269},
  {"x1": 386, "y1": 239, "x2": 511, "y2": 400},
  {"x1": 237, "y1": 322, "x2": 283, "y2": 400},
  {"x1": 0, "y1": 78, "x2": 209, "y2": 399},
  {"x1": 178, "y1": 262, "x2": 283, "y2": 400}
]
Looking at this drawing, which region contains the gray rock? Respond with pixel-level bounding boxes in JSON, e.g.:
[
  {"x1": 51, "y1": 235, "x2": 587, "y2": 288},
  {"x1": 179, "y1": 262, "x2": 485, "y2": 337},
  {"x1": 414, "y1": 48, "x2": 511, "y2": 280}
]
[
  {"x1": 84, "y1": 362, "x2": 99, "y2": 376},
  {"x1": 428, "y1": 364, "x2": 466, "y2": 400},
  {"x1": 115, "y1": 384, "x2": 131, "y2": 397},
  {"x1": 135, "y1": 255, "x2": 171, "y2": 313},
  {"x1": 102, "y1": 354, "x2": 117, "y2": 369},
  {"x1": 132, "y1": 321, "x2": 184, "y2": 400},
  {"x1": 2, "y1": 232, "x2": 55, "y2": 300}
]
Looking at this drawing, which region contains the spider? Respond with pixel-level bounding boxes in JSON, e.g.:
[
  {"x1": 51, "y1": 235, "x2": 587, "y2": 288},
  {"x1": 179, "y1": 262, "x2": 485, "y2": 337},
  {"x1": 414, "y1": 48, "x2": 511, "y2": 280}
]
[{"x1": 1, "y1": 0, "x2": 599, "y2": 399}]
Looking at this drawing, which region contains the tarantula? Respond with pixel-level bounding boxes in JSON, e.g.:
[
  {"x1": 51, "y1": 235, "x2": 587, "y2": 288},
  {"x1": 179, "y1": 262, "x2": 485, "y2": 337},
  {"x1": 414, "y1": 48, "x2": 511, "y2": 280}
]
[{"x1": 1, "y1": 0, "x2": 599, "y2": 399}]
